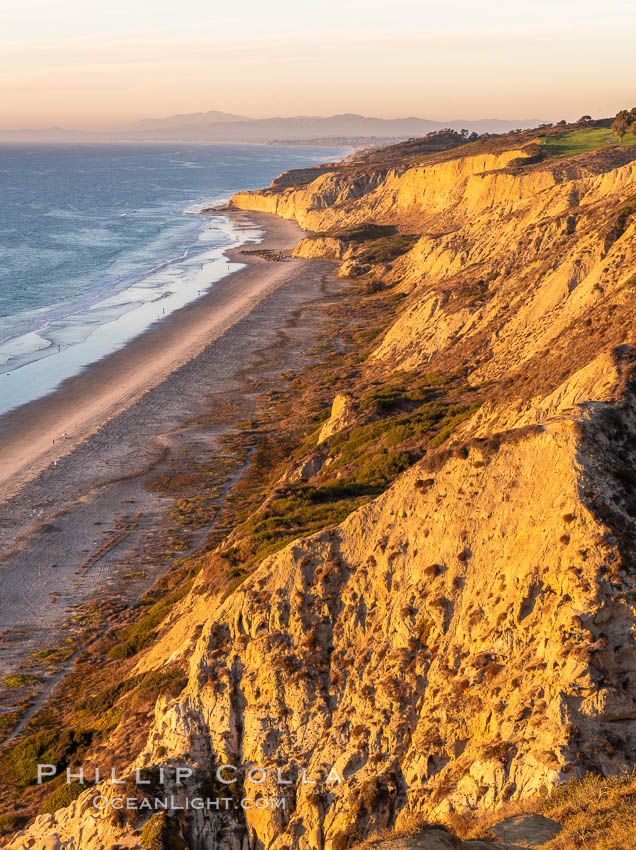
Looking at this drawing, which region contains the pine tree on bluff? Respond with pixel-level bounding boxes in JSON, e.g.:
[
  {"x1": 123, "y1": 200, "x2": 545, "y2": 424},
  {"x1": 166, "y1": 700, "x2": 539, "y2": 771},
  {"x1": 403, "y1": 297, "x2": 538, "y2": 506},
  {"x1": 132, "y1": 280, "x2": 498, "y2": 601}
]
[{"x1": 612, "y1": 107, "x2": 636, "y2": 139}]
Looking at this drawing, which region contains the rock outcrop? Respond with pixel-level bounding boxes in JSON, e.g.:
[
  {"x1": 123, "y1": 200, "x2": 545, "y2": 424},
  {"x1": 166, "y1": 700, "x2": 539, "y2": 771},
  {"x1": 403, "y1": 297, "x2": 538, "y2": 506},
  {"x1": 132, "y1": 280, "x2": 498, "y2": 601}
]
[{"x1": 318, "y1": 394, "x2": 359, "y2": 443}]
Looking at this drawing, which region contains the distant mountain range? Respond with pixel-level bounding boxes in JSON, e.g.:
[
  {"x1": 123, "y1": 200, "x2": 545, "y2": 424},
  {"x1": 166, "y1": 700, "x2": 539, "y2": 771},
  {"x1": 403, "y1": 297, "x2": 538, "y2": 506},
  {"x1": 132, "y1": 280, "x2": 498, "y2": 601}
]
[{"x1": 0, "y1": 111, "x2": 545, "y2": 143}]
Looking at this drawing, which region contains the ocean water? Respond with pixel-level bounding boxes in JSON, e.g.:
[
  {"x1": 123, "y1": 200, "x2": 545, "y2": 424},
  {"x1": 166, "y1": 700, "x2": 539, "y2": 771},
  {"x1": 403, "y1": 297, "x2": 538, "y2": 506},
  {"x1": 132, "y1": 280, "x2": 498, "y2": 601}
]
[{"x1": 0, "y1": 142, "x2": 348, "y2": 415}]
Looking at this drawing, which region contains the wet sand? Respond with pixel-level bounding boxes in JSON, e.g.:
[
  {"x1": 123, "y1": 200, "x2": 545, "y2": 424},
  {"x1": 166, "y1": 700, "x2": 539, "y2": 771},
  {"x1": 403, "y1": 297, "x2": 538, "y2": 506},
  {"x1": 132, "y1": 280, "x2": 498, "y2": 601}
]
[
  {"x1": 0, "y1": 212, "x2": 304, "y2": 502},
  {"x1": 0, "y1": 210, "x2": 341, "y2": 681}
]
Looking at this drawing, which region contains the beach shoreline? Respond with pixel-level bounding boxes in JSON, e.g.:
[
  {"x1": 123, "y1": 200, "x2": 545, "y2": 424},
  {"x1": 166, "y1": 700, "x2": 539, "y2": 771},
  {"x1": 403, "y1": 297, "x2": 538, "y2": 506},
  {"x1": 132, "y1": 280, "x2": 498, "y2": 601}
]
[
  {"x1": 0, "y1": 211, "x2": 305, "y2": 503},
  {"x1": 0, "y1": 207, "x2": 343, "y2": 691}
]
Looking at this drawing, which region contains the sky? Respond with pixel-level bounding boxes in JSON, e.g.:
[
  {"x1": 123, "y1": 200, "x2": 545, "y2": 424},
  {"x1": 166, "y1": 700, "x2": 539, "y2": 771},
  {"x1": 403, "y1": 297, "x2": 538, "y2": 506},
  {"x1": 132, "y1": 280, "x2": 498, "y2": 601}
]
[{"x1": 1, "y1": 0, "x2": 635, "y2": 128}]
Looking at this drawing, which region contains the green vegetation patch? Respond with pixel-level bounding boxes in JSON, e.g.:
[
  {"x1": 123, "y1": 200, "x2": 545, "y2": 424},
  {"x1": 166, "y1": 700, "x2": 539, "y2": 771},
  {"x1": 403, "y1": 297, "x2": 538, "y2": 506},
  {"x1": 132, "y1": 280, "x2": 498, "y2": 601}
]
[
  {"x1": 40, "y1": 780, "x2": 85, "y2": 815},
  {"x1": 235, "y1": 493, "x2": 363, "y2": 567},
  {"x1": 361, "y1": 382, "x2": 430, "y2": 413},
  {"x1": 356, "y1": 233, "x2": 419, "y2": 264},
  {"x1": 308, "y1": 223, "x2": 396, "y2": 242},
  {"x1": 313, "y1": 450, "x2": 411, "y2": 500},
  {"x1": 108, "y1": 583, "x2": 192, "y2": 660},
  {"x1": 540, "y1": 127, "x2": 636, "y2": 157},
  {"x1": 140, "y1": 812, "x2": 186, "y2": 850},
  {"x1": 0, "y1": 814, "x2": 27, "y2": 839},
  {"x1": 360, "y1": 370, "x2": 456, "y2": 413},
  {"x1": 0, "y1": 727, "x2": 93, "y2": 786},
  {"x1": 428, "y1": 402, "x2": 483, "y2": 447},
  {"x1": 77, "y1": 674, "x2": 143, "y2": 716},
  {"x1": 306, "y1": 223, "x2": 417, "y2": 264},
  {"x1": 328, "y1": 397, "x2": 480, "y2": 462},
  {"x1": 2, "y1": 674, "x2": 41, "y2": 688},
  {"x1": 29, "y1": 646, "x2": 74, "y2": 666},
  {"x1": 224, "y1": 396, "x2": 454, "y2": 582}
]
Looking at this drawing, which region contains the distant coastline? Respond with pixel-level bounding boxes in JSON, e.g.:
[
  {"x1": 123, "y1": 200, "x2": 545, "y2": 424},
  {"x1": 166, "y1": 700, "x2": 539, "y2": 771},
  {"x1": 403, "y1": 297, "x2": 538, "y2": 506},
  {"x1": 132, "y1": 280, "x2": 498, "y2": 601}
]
[{"x1": 0, "y1": 111, "x2": 546, "y2": 144}]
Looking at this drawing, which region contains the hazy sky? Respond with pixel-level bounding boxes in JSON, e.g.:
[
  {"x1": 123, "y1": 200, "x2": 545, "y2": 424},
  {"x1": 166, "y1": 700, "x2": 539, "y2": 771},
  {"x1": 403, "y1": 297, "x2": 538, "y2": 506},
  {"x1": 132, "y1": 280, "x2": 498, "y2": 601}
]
[{"x1": 2, "y1": 0, "x2": 634, "y2": 127}]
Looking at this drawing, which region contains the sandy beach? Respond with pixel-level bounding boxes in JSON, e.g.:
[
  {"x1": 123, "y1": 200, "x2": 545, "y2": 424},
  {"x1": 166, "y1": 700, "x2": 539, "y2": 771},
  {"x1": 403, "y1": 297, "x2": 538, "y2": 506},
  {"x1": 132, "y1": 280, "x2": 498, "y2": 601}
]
[
  {"x1": 0, "y1": 210, "x2": 341, "y2": 685},
  {"x1": 0, "y1": 211, "x2": 304, "y2": 501}
]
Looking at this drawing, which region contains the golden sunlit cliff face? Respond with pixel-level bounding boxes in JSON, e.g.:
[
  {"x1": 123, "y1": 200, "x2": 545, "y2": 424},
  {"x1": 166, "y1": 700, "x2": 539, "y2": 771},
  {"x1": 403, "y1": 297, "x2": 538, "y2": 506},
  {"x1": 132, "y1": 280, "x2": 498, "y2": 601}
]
[{"x1": 6, "y1": 135, "x2": 636, "y2": 850}]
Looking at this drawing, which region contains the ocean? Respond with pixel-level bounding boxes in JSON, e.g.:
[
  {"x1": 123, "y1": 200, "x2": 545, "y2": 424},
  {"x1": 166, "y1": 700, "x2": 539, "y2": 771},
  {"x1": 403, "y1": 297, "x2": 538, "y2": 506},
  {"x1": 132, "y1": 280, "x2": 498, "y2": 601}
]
[{"x1": 0, "y1": 142, "x2": 347, "y2": 415}]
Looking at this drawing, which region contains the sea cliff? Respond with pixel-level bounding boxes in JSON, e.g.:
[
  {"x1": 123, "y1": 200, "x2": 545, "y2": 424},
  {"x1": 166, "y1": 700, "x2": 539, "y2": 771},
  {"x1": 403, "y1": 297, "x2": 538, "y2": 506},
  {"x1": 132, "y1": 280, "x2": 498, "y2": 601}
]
[{"x1": 4, "y1": 130, "x2": 636, "y2": 850}]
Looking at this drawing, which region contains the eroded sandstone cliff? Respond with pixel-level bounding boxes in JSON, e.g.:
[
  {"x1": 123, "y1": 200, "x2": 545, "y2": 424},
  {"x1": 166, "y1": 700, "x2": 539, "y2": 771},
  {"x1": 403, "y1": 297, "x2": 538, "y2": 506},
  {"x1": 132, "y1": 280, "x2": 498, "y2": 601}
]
[{"x1": 6, "y1": 133, "x2": 636, "y2": 850}]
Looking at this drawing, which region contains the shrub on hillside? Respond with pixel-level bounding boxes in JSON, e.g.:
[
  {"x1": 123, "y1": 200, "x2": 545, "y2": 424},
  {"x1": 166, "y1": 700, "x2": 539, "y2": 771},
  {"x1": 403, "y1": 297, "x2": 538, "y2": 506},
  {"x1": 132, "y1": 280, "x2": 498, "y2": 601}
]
[{"x1": 0, "y1": 728, "x2": 93, "y2": 786}]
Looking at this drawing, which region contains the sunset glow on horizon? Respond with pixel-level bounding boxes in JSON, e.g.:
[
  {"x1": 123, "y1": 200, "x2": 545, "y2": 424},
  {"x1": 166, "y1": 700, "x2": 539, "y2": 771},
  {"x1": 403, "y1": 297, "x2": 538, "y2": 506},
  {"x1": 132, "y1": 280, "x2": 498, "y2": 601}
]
[{"x1": 2, "y1": 0, "x2": 635, "y2": 128}]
